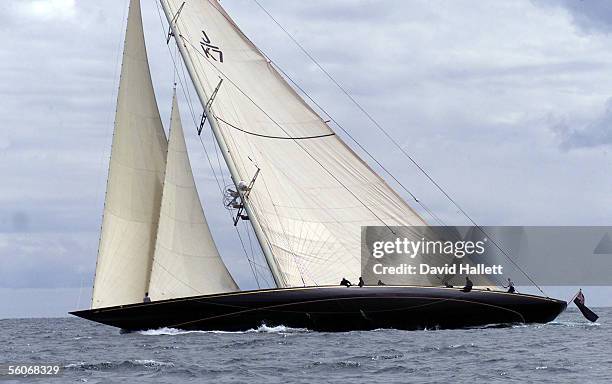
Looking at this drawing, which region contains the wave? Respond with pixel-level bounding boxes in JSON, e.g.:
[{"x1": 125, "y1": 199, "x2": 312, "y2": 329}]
[
  {"x1": 306, "y1": 360, "x2": 361, "y2": 369},
  {"x1": 533, "y1": 365, "x2": 574, "y2": 373}
]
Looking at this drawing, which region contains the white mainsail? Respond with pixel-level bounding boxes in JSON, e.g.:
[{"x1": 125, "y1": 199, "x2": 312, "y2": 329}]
[
  {"x1": 92, "y1": 0, "x2": 168, "y2": 308},
  {"x1": 161, "y1": 0, "x2": 432, "y2": 287},
  {"x1": 148, "y1": 91, "x2": 238, "y2": 299}
]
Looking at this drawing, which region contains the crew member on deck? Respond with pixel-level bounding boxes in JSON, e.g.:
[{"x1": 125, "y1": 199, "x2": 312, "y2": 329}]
[
  {"x1": 358, "y1": 277, "x2": 365, "y2": 287},
  {"x1": 340, "y1": 278, "x2": 352, "y2": 287},
  {"x1": 503, "y1": 278, "x2": 516, "y2": 293},
  {"x1": 462, "y1": 277, "x2": 473, "y2": 292},
  {"x1": 143, "y1": 292, "x2": 151, "y2": 303},
  {"x1": 377, "y1": 280, "x2": 386, "y2": 286}
]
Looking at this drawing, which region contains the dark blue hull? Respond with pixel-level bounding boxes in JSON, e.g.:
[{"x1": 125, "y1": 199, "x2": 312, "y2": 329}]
[{"x1": 71, "y1": 286, "x2": 566, "y2": 332}]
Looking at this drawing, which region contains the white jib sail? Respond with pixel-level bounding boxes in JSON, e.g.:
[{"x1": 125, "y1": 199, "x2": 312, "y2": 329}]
[
  {"x1": 92, "y1": 0, "x2": 168, "y2": 308},
  {"x1": 161, "y1": 0, "x2": 437, "y2": 287},
  {"x1": 148, "y1": 91, "x2": 238, "y2": 299}
]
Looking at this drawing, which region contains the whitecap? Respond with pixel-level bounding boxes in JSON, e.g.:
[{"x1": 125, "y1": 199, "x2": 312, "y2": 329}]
[
  {"x1": 245, "y1": 324, "x2": 308, "y2": 333},
  {"x1": 131, "y1": 359, "x2": 175, "y2": 368},
  {"x1": 65, "y1": 359, "x2": 174, "y2": 370},
  {"x1": 546, "y1": 320, "x2": 600, "y2": 327}
]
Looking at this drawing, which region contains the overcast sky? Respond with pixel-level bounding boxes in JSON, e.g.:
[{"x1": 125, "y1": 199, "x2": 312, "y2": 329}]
[{"x1": 1, "y1": 0, "x2": 611, "y2": 318}]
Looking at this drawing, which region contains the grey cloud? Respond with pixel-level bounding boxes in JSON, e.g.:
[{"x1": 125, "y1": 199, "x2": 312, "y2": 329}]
[
  {"x1": 0, "y1": 233, "x2": 96, "y2": 289},
  {"x1": 553, "y1": 97, "x2": 612, "y2": 149},
  {"x1": 544, "y1": 0, "x2": 612, "y2": 34}
]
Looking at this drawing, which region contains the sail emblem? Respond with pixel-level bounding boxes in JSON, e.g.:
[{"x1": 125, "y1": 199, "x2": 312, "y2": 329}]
[{"x1": 200, "y1": 30, "x2": 223, "y2": 62}]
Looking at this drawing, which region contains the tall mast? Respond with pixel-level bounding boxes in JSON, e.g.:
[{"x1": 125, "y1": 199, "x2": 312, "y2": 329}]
[{"x1": 160, "y1": 1, "x2": 285, "y2": 287}]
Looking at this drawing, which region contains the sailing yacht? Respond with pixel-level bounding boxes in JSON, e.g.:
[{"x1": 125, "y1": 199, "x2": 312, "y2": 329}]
[{"x1": 71, "y1": 0, "x2": 566, "y2": 331}]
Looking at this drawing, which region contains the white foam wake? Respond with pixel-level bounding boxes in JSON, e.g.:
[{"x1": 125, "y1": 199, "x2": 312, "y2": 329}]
[
  {"x1": 138, "y1": 324, "x2": 308, "y2": 336},
  {"x1": 138, "y1": 327, "x2": 231, "y2": 336},
  {"x1": 246, "y1": 324, "x2": 308, "y2": 333}
]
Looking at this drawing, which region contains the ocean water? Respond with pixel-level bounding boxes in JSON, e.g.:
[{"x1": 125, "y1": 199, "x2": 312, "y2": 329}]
[{"x1": 1, "y1": 308, "x2": 610, "y2": 383}]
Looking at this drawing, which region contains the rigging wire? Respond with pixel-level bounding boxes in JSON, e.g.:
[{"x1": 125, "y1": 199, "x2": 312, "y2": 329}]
[
  {"x1": 250, "y1": 0, "x2": 546, "y2": 295},
  {"x1": 216, "y1": 116, "x2": 335, "y2": 140},
  {"x1": 91, "y1": 0, "x2": 131, "y2": 305},
  {"x1": 242, "y1": 220, "x2": 261, "y2": 288}
]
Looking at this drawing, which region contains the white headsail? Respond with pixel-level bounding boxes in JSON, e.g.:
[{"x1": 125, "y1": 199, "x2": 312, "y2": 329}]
[
  {"x1": 148, "y1": 91, "x2": 238, "y2": 299},
  {"x1": 161, "y1": 0, "x2": 431, "y2": 287},
  {"x1": 92, "y1": 0, "x2": 168, "y2": 308}
]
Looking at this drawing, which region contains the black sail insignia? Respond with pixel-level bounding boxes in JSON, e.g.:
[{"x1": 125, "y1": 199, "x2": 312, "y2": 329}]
[{"x1": 200, "y1": 30, "x2": 223, "y2": 62}]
